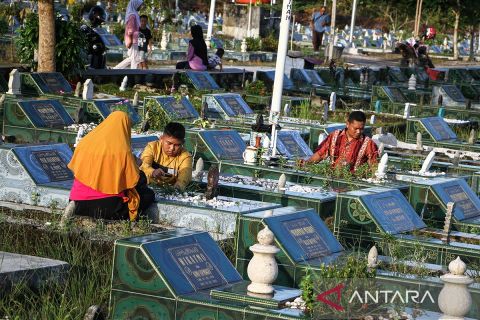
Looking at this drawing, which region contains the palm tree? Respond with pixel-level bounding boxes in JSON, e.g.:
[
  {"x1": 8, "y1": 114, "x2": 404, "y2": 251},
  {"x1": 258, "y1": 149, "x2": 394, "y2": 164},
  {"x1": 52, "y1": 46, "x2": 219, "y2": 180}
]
[{"x1": 37, "y1": 0, "x2": 55, "y2": 72}]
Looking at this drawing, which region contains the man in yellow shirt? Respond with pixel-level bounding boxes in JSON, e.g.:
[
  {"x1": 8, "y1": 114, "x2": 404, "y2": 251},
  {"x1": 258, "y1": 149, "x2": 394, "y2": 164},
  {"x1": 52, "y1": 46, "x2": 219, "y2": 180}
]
[{"x1": 140, "y1": 122, "x2": 193, "y2": 190}]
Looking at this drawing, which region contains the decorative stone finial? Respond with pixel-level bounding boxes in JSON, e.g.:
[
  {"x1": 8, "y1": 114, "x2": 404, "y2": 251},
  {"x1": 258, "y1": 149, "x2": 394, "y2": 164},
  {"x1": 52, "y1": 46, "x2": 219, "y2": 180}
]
[
  {"x1": 7, "y1": 69, "x2": 21, "y2": 95},
  {"x1": 241, "y1": 39, "x2": 247, "y2": 53},
  {"x1": 369, "y1": 114, "x2": 375, "y2": 125},
  {"x1": 449, "y1": 256, "x2": 467, "y2": 276},
  {"x1": 192, "y1": 158, "x2": 205, "y2": 180},
  {"x1": 416, "y1": 132, "x2": 423, "y2": 151},
  {"x1": 160, "y1": 27, "x2": 168, "y2": 51},
  {"x1": 468, "y1": 129, "x2": 476, "y2": 145},
  {"x1": 403, "y1": 102, "x2": 411, "y2": 119},
  {"x1": 375, "y1": 153, "x2": 388, "y2": 179},
  {"x1": 408, "y1": 74, "x2": 416, "y2": 90},
  {"x1": 247, "y1": 225, "x2": 280, "y2": 295}
]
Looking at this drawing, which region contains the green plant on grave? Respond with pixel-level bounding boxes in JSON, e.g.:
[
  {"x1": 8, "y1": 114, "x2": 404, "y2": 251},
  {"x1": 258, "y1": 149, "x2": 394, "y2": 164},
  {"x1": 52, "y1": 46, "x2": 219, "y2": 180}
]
[
  {"x1": 354, "y1": 163, "x2": 375, "y2": 179},
  {"x1": 192, "y1": 117, "x2": 211, "y2": 129},
  {"x1": 16, "y1": 13, "x2": 87, "y2": 79},
  {"x1": 145, "y1": 99, "x2": 170, "y2": 131},
  {"x1": 260, "y1": 32, "x2": 279, "y2": 52},
  {"x1": 300, "y1": 269, "x2": 315, "y2": 311},
  {"x1": 49, "y1": 200, "x2": 60, "y2": 215},
  {"x1": 245, "y1": 37, "x2": 261, "y2": 52},
  {"x1": 30, "y1": 191, "x2": 40, "y2": 206},
  {"x1": 245, "y1": 80, "x2": 267, "y2": 96},
  {"x1": 409, "y1": 156, "x2": 422, "y2": 172}
]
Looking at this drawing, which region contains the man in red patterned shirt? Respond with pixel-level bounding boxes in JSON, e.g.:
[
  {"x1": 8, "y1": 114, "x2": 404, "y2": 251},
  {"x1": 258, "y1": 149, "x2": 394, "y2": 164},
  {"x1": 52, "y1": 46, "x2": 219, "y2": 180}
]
[{"x1": 305, "y1": 111, "x2": 378, "y2": 172}]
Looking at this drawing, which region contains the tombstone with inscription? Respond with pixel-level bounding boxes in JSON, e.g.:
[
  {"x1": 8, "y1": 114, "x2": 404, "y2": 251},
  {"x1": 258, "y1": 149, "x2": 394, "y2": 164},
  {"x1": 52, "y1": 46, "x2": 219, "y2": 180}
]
[
  {"x1": 87, "y1": 99, "x2": 141, "y2": 124},
  {"x1": 184, "y1": 128, "x2": 247, "y2": 164},
  {"x1": 410, "y1": 178, "x2": 480, "y2": 230},
  {"x1": 275, "y1": 130, "x2": 313, "y2": 159},
  {"x1": 289, "y1": 68, "x2": 326, "y2": 90},
  {"x1": 256, "y1": 70, "x2": 295, "y2": 92},
  {"x1": 110, "y1": 229, "x2": 304, "y2": 319},
  {"x1": 431, "y1": 85, "x2": 467, "y2": 108},
  {"x1": 144, "y1": 96, "x2": 199, "y2": 123},
  {"x1": 336, "y1": 186, "x2": 480, "y2": 265},
  {"x1": 3, "y1": 98, "x2": 77, "y2": 144},
  {"x1": 388, "y1": 67, "x2": 408, "y2": 83},
  {"x1": 0, "y1": 143, "x2": 72, "y2": 208},
  {"x1": 406, "y1": 117, "x2": 458, "y2": 144},
  {"x1": 21, "y1": 72, "x2": 73, "y2": 96},
  {"x1": 236, "y1": 207, "x2": 344, "y2": 288},
  {"x1": 184, "y1": 71, "x2": 221, "y2": 91},
  {"x1": 202, "y1": 93, "x2": 254, "y2": 120}
]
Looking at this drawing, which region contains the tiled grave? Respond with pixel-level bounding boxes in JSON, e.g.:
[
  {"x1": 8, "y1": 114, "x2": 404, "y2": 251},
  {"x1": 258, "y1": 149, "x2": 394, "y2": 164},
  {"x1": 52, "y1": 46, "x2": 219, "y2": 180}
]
[
  {"x1": 335, "y1": 187, "x2": 480, "y2": 265},
  {"x1": 3, "y1": 98, "x2": 77, "y2": 144},
  {"x1": 131, "y1": 135, "x2": 159, "y2": 158},
  {"x1": 432, "y1": 85, "x2": 467, "y2": 108},
  {"x1": 0, "y1": 251, "x2": 69, "y2": 296},
  {"x1": 0, "y1": 143, "x2": 72, "y2": 208},
  {"x1": 21, "y1": 72, "x2": 73, "y2": 96},
  {"x1": 410, "y1": 177, "x2": 480, "y2": 230},
  {"x1": 236, "y1": 207, "x2": 344, "y2": 288},
  {"x1": 143, "y1": 96, "x2": 199, "y2": 122},
  {"x1": 202, "y1": 93, "x2": 253, "y2": 120},
  {"x1": 110, "y1": 229, "x2": 304, "y2": 319},
  {"x1": 256, "y1": 70, "x2": 295, "y2": 92},
  {"x1": 406, "y1": 116, "x2": 458, "y2": 143},
  {"x1": 276, "y1": 130, "x2": 313, "y2": 159},
  {"x1": 185, "y1": 71, "x2": 221, "y2": 90}
]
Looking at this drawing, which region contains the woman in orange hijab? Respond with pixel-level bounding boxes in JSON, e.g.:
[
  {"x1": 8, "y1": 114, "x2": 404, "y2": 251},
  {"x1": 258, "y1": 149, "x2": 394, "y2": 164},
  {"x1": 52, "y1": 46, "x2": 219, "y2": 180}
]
[{"x1": 64, "y1": 111, "x2": 153, "y2": 221}]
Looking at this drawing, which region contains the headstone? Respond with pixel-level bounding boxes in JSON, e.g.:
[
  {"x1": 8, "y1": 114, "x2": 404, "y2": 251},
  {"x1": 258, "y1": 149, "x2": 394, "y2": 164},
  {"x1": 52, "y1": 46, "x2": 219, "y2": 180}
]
[
  {"x1": 132, "y1": 92, "x2": 139, "y2": 107},
  {"x1": 94, "y1": 99, "x2": 141, "y2": 124},
  {"x1": 18, "y1": 100, "x2": 74, "y2": 128},
  {"x1": 360, "y1": 188, "x2": 427, "y2": 234},
  {"x1": 204, "y1": 93, "x2": 253, "y2": 118},
  {"x1": 419, "y1": 150, "x2": 435, "y2": 174},
  {"x1": 277, "y1": 174, "x2": 286, "y2": 191},
  {"x1": 160, "y1": 28, "x2": 168, "y2": 50},
  {"x1": 375, "y1": 153, "x2": 388, "y2": 179},
  {"x1": 99, "y1": 34, "x2": 122, "y2": 46},
  {"x1": 283, "y1": 103, "x2": 291, "y2": 116},
  {"x1": 7, "y1": 69, "x2": 21, "y2": 95},
  {"x1": 383, "y1": 86, "x2": 407, "y2": 103},
  {"x1": 119, "y1": 76, "x2": 128, "y2": 92},
  {"x1": 416, "y1": 132, "x2": 423, "y2": 150},
  {"x1": 186, "y1": 71, "x2": 220, "y2": 90},
  {"x1": 431, "y1": 179, "x2": 480, "y2": 221},
  {"x1": 468, "y1": 129, "x2": 476, "y2": 145},
  {"x1": 241, "y1": 39, "x2": 247, "y2": 53},
  {"x1": 205, "y1": 165, "x2": 219, "y2": 200},
  {"x1": 441, "y1": 202, "x2": 454, "y2": 243},
  {"x1": 369, "y1": 114, "x2": 375, "y2": 125},
  {"x1": 74, "y1": 81, "x2": 81, "y2": 97},
  {"x1": 275, "y1": 130, "x2": 313, "y2": 159},
  {"x1": 419, "y1": 117, "x2": 457, "y2": 142},
  {"x1": 403, "y1": 102, "x2": 411, "y2": 119},
  {"x1": 82, "y1": 79, "x2": 93, "y2": 100},
  {"x1": 322, "y1": 102, "x2": 329, "y2": 121},
  {"x1": 329, "y1": 92, "x2": 336, "y2": 111},
  {"x1": 199, "y1": 130, "x2": 246, "y2": 161},
  {"x1": 408, "y1": 74, "x2": 416, "y2": 90},
  {"x1": 152, "y1": 96, "x2": 199, "y2": 120}
]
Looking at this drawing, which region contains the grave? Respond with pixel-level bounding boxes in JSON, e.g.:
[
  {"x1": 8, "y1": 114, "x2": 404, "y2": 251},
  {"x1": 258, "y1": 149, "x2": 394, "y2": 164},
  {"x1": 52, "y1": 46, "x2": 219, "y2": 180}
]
[
  {"x1": 203, "y1": 173, "x2": 337, "y2": 217},
  {"x1": 236, "y1": 207, "x2": 344, "y2": 288},
  {"x1": 275, "y1": 130, "x2": 313, "y2": 159},
  {"x1": 21, "y1": 72, "x2": 73, "y2": 96},
  {"x1": 110, "y1": 229, "x2": 304, "y2": 319},
  {"x1": 184, "y1": 71, "x2": 221, "y2": 91},
  {"x1": 432, "y1": 85, "x2": 467, "y2": 108},
  {"x1": 202, "y1": 93, "x2": 254, "y2": 120},
  {"x1": 409, "y1": 177, "x2": 480, "y2": 231},
  {"x1": 447, "y1": 68, "x2": 474, "y2": 84},
  {"x1": 143, "y1": 96, "x2": 199, "y2": 123},
  {"x1": 335, "y1": 187, "x2": 480, "y2": 265},
  {"x1": 184, "y1": 128, "x2": 247, "y2": 163},
  {"x1": 256, "y1": 70, "x2": 295, "y2": 92},
  {"x1": 97, "y1": 32, "x2": 123, "y2": 47},
  {"x1": 0, "y1": 251, "x2": 69, "y2": 297},
  {"x1": 3, "y1": 98, "x2": 77, "y2": 144},
  {"x1": 388, "y1": 67, "x2": 408, "y2": 82},
  {"x1": 406, "y1": 116, "x2": 458, "y2": 144},
  {"x1": 0, "y1": 143, "x2": 72, "y2": 208},
  {"x1": 289, "y1": 68, "x2": 325, "y2": 89},
  {"x1": 90, "y1": 98, "x2": 141, "y2": 124}
]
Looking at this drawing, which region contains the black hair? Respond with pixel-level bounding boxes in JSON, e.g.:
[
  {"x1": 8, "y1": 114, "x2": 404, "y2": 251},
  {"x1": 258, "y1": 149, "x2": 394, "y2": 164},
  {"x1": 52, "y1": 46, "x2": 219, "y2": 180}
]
[
  {"x1": 140, "y1": 15, "x2": 148, "y2": 20},
  {"x1": 348, "y1": 111, "x2": 366, "y2": 123},
  {"x1": 164, "y1": 122, "x2": 186, "y2": 141},
  {"x1": 216, "y1": 48, "x2": 225, "y2": 57},
  {"x1": 190, "y1": 25, "x2": 209, "y2": 66}
]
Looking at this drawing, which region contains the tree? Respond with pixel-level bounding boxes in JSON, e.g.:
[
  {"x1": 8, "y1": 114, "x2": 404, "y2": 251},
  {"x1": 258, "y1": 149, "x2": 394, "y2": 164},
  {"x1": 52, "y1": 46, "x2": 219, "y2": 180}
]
[{"x1": 37, "y1": 0, "x2": 55, "y2": 72}]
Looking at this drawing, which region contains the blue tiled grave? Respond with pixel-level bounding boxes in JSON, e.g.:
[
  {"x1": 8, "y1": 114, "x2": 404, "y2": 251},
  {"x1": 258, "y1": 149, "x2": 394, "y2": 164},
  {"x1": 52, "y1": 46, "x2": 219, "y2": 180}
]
[
  {"x1": 185, "y1": 71, "x2": 220, "y2": 90},
  {"x1": 18, "y1": 99, "x2": 74, "y2": 128},
  {"x1": 276, "y1": 130, "x2": 313, "y2": 159},
  {"x1": 146, "y1": 96, "x2": 199, "y2": 120},
  {"x1": 202, "y1": 93, "x2": 253, "y2": 119}
]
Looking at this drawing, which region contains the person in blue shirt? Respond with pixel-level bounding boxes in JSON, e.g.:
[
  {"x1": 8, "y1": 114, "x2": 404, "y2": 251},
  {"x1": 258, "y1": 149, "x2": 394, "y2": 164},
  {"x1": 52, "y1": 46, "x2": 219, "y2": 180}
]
[{"x1": 310, "y1": 6, "x2": 331, "y2": 52}]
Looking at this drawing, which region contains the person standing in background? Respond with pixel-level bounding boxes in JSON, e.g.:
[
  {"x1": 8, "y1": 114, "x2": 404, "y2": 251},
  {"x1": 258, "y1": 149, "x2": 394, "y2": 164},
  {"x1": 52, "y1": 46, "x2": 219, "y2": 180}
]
[
  {"x1": 310, "y1": 6, "x2": 330, "y2": 52},
  {"x1": 114, "y1": 0, "x2": 144, "y2": 69},
  {"x1": 138, "y1": 14, "x2": 153, "y2": 69}
]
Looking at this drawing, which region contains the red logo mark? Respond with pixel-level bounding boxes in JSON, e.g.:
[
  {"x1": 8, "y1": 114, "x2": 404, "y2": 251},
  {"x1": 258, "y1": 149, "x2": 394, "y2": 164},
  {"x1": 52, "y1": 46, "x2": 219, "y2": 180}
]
[{"x1": 316, "y1": 283, "x2": 345, "y2": 311}]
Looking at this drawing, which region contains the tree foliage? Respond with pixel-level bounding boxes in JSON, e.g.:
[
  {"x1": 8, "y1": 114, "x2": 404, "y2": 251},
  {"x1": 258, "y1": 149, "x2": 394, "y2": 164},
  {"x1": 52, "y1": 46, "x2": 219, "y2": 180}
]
[{"x1": 16, "y1": 13, "x2": 87, "y2": 78}]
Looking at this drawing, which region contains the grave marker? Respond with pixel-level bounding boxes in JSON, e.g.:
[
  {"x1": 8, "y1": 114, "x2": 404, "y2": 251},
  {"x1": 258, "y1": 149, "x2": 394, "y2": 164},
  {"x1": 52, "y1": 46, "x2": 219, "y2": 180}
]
[
  {"x1": 199, "y1": 130, "x2": 246, "y2": 161},
  {"x1": 151, "y1": 96, "x2": 199, "y2": 119},
  {"x1": 276, "y1": 130, "x2": 313, "y2": 159},
  {"x1": 27, "y1": 72, "x2": 73, "y2": 95},
  {"x1": 19, "y1": 100, "x2": 74, "y2": 128},
  {"x1": 94, "y1": 99, "x2": 141, "y2": 124},
  {"x1": 419, "y1": 117, "x2": 457, "y2": 142},
  {"x1": 432, "y1": 179, "x2": 480, "y2": 221},
  {"x1": 185, "y1": 71, "x2": 220, "y2": 90},
  {"x1": 383, "y1": 86, "x2": 407, "y2": 103},
  {"x1": 203, "y1": 93, "x2": 253, "y2": 119}
]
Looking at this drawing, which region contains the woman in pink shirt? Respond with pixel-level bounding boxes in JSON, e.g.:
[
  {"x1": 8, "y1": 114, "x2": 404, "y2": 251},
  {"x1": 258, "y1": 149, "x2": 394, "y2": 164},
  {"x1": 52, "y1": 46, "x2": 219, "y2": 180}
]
[
  {"x1": 176, "y1": 25, "x2": 208, "y2": 71},
  {"x1": 114, "y1": 0, "x2": 144, "y2": 69}
]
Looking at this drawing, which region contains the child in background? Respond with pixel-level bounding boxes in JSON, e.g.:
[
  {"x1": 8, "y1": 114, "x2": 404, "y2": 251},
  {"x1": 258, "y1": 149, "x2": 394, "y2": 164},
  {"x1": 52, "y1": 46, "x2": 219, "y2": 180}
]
[
  {"x1": 138, "y1": 14, "x2": 153, "y2": 69},
  {"x1": 208, "y1": 48, "x2": 224, "y2": 72}
]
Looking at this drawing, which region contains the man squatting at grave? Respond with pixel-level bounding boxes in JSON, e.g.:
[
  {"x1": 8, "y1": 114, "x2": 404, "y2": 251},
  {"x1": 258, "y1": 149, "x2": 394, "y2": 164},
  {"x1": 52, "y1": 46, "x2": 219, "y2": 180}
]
[
  {"x1": 61, "y1": 111, "x2": 155, "y2": 224},
  {"x1": 304, "y1": 111, "x2": 378, "y2": 172},
  {"x1": 140, "y1": 122, "x2": 193, "y2": 190}
]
